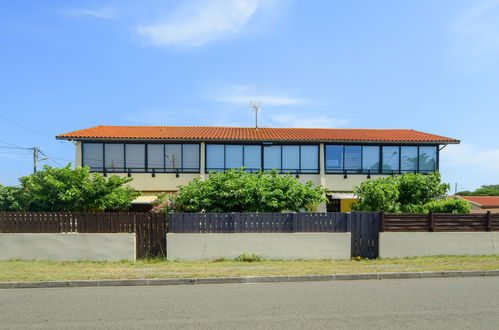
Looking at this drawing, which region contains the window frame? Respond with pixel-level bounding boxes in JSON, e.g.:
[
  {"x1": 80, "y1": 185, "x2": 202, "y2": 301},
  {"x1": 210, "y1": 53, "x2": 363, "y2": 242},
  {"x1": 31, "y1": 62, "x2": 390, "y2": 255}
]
[
  {"x1": 324, "y1": 143, "x2": 439, "y2": 175},
  {"x1": 204, "y1": 143, "x2": 320, "y2": 174},
  {"x1": 81, "y1": 142, "x2": 201, "y2": 174}
]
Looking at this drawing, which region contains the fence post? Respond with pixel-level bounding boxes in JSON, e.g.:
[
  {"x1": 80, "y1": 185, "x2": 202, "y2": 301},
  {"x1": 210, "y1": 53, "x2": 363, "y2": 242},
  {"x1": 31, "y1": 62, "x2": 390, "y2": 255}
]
[
  {"x1": 429, "y1": 212, "x2": 434, "y2": 232},
  {"x1": 379, "y1": 211, "x2": 385, "y2": 232},
  {"x1": 292, "y1": 212, "x2": 297, "y2": 233},
  {"x1": 486, "y1": 211, "x2": 491, "y2": 232},
  {"x1": 169, "y1": 212, "x2": 174, "y2": 233}
]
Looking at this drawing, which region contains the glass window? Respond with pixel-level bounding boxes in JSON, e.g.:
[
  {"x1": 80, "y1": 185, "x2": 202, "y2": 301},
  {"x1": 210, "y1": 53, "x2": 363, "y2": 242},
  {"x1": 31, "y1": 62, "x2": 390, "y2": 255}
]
[
  {"x1": 419, "y1": 146, "x2": 437, "y2": 172},
  {"x1": 226, "y1": 145, "x2": 243, "y2": 169},
  {"x1": 83, "y1": 143, "x2": 103, "y2": 171},
  {"x1": 362, "y1": 146, "x2": 380, "y2": 172},
  {"x1": 282, "y1": 146, "x2": 300, "y2": 172},
  {"x1": 263, "y1": 145, "x2": 281, "y2": 170},
  {"x1": 325, "y1": 145, "x2": 343, "y2": 172},
  {"x1": 105, "y1": 144, "x2": 124, "y2": 172},
  {"x1": 182, "y1": 144, "x2": 200, "y2": 171},
  {"x1": 344, "y1": 146, "x2": 361, "y2": 172},
  {"x1": 301, "y1": 145, "x2": 319, "y2": 173},
  {"x1": 165, "y1": 144, "x2": 181, "y2": 172},
  {"x1": 401, "y1": 146, "x2": 418, "y2": 172},
  {"x1": 206, "y1": 144, "x2": 224, "y2": 171},
  {"x1": 243, "y1": 145, "x2": 261, "y2": 171},
  {"x1": 147, "y1": 144, "x2": 164, "y2": 171},
  {"x1": 382, "y1": 146, "x2": 399, "y2": 174},
  {"x1": 125, "y1": 144, "x2": 145, "y2": 172}
]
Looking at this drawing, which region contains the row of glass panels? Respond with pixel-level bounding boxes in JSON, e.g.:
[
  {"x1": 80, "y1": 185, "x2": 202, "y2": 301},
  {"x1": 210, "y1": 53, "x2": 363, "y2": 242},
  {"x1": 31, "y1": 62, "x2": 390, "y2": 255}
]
[
  {"x1": 82, "y1": 143, "x2": 200, "y2": 172},
  {"x1": 82, "y1": 143, "x2": 438, "y2": 174},
  {"x1": 206, "y1": 144, "x2": 319, "y2": 173},
  {"x1": 325, "y1": 145, "x2": 437, "y2": 173}
]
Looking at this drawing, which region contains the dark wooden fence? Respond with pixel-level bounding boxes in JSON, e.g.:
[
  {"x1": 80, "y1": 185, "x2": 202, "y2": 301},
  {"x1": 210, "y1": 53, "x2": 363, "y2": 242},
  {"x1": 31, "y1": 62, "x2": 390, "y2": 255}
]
[
  {"x1": 381, "y1": 212, "x2": 499, "y2": 232},
  {"x1": 350, "y1": 212, "x2": 379, "y2": 259},
  {"x1": 169, "y1": 212, "x2": 351, "y2": 233},
  {"x1": 0, "y1": 212, "x2": 167, "y2": 258},
  {"x1": 170, "y1": 212, "x2": 379, "y2": 259}
]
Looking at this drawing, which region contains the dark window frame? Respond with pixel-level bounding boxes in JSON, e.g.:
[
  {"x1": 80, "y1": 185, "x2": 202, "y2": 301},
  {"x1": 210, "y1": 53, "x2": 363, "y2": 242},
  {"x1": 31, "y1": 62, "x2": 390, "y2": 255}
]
[
  {"x1": 205, "y1": 142, "x2": 320, "y2": 174},
  {"x1": 81, "y1": 142, "x2": 201, "y2": 174},
  {"x1": 324, "y1": 143, "x2": 439, "y2": 175}
]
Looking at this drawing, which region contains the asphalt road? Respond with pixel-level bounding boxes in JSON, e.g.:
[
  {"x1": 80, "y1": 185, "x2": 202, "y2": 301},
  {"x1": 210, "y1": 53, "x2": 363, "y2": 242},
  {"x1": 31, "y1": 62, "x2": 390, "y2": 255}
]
[{"x1": 1, "y1": 277, "x2": 499, "y2": 329}]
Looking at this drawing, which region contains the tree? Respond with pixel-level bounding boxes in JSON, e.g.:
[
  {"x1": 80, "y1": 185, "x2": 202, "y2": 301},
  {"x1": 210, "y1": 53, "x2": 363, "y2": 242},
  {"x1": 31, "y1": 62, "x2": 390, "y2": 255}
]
[
  {"x1": 152, "y1": 169, "x2": 326, "y2": 213},
  {"x1": 457, "y1": 184, "x2": 499, "y2": 196},
  {"x1": 0, "y1": 165, "x2": 140, "y2": 212},
  {"x1": 352, "y1": 172, "x2": 469, "y2": 213},
  {"x1": 0, "y1": 185, "x2": 24, "y2": 211}
]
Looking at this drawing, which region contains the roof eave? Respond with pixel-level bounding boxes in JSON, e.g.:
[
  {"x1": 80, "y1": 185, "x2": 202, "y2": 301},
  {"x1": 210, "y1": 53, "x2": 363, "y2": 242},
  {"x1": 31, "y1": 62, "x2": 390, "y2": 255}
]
[{"x1": 55, "y1": 136, "x2": 460, "y2": 144}]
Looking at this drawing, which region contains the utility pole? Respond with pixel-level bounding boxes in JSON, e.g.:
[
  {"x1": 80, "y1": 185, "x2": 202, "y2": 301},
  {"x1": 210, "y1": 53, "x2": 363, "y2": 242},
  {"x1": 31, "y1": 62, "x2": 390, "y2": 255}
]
[{"x1": 33, "y1": 147, "x2": 39, "y2": 174}]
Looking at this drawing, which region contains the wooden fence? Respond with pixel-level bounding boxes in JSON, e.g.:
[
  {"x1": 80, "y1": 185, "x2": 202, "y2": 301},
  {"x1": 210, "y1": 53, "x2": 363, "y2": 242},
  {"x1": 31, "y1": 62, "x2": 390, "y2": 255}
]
[
  {"x1": 0, "y1": 212, "x2": 167, "y2": 258},
  {"x1": 169, "y1": 212, "x2": 379, "y2": 259},
  {"x1": 7, "y1": 211, "x2": 496, "y2": 260},
  {"x1": 169, "y1": 212, "x2": 351, "y2": 233},
  {"x1": 381, "y1": 212, "x2": 499, "y2": 232}
]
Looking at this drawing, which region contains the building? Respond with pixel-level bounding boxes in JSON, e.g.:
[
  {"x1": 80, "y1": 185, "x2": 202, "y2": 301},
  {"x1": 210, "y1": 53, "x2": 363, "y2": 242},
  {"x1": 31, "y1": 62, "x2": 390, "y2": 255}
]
[
  {"x1": 56, "y1": 126, "x2": 459, "y2": 211},
  {"x1": 453, "y1": 196, "x2": 499, "y2": 213}
]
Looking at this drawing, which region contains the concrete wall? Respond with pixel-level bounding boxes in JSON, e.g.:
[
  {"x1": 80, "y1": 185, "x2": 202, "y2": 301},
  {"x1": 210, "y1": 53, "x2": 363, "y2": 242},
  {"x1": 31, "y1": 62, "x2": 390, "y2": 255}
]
[
  {"x1": 379, "y1": 232, "x2": 499, "y2": 258},
  {"x1": 324, "y1": 174, "x2": 388, "y2": 191},
  {"x1": 167, "y1": 233, "x2": 351, "y2": 261},
  {"x1": 0, "y1": 233, "x2": 136, "y2": 261},
  {"x1": 115, "y1": 172, "x2": 389, "y2": 194},
  {"x1": 112, "y1": 172, "x2": 199, "y2": 192}
]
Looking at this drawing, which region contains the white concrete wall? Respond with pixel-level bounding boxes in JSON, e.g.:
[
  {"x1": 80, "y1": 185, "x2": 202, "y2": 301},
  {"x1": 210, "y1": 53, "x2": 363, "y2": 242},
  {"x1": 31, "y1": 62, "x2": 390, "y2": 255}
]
[
  {"x1": 380, "y1": 232, "x2": 499, "y2": 258},
  {"x1": 167, "y1": 233, "x2": 351, "y2": 261},
  {"x1": 0, "y1": 233, "x2": 136, "y2": 261}
]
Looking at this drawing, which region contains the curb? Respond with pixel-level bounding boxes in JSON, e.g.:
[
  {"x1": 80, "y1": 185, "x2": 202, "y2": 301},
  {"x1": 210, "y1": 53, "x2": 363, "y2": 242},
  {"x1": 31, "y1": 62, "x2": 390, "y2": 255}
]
[{"x1": 2, "y1": 270, "x2": 499, "y2": 289}]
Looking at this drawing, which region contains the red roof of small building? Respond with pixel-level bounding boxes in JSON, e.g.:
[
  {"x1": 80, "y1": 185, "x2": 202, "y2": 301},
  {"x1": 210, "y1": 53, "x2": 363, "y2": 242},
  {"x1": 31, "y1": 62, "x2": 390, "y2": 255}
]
[
  {"x1": 456, "y1": 196, "x2": 499, "y2": 207},
  {"x1": 56, "y1": 126, "x2": 459, "y2": 143}
]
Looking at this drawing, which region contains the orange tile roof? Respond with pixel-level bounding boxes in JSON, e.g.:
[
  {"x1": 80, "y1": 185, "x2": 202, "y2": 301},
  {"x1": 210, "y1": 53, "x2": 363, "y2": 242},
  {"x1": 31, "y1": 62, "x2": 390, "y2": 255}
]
[
  {"x1": 456, "y1": 196, "x2": 499, "y2": 207},
  {"x1": 56, "y1": 126, "x2": 459, "y2": 143}
]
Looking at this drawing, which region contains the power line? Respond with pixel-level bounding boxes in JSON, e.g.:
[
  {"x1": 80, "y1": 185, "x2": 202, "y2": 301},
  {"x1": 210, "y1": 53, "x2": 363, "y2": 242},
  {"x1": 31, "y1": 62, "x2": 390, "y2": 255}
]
[
  {"x1": 0, "y1": 151, "x2": 33, "y2": 157},
  {"x1": 0, "y1": 137, "x2": 72, "y2": 175},
  {"x1": 0, "y1": 139, "x2": 28, "y2": 149},
  {"x1": 0, "y1": 154, "x2": 30, "y2": 179},
  {"x1": 0, "y1": 145, "x2": 28, "y2": 149},
  {"x1": 38, "y1": 150, "x2": 71, "y2": 163},
  {"x1": 0, "y1": 114, "x2": 52, "y2": 138}
]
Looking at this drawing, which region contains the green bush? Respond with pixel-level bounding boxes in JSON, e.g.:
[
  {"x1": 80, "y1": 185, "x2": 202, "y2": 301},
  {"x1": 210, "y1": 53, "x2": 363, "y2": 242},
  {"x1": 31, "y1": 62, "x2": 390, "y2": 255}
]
[
  {"x1": 0, "y1": 185, "x2": 24, "y2": 211},
  {"x1": 416, "y1": 199, "x2": 472, "y2": 213},
  {"x1": 235, "y1": 253, "x2": 264, "y2": 262},
  {"x1": 0, "y1": 165, "x2": 140, "y2": 212},
  {"x1": 352, "y1": 172, "x2": 467, "y2": 213},
  {"x1": 153, "y1": 168, "x2": 326, "y2": 213},
  {"x1": 457, "y1": 184, "x2": 499, "y2": 196}
]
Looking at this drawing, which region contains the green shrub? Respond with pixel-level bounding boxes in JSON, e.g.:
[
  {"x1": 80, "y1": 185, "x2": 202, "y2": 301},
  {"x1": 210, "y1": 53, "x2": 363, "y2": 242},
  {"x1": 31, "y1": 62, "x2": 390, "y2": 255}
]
[
  {"x1": 457, "y1": 185, "x2": 499, "y2": 196},
  {"x1": 416, "y1": 198, "x2": 472, "y2": 213},
  {"x1": 153, "y1": 168, "x2": 326, "y2": 213},
  {"x1": 0, "y1": 165, "x2": 140, "y2": 212},
  {"x1": 235, "y1": 253, "x2": 264, "y2": 262},
  {"x1": 352, "y1": 172, "x2": 458, "y2": 213}
]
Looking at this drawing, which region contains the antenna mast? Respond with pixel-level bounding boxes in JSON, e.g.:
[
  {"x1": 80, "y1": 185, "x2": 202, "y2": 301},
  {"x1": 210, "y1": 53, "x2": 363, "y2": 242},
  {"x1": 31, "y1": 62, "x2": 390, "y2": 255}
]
[{"x1": 250, "y1": 100, "x2": 261, "y2": 128}]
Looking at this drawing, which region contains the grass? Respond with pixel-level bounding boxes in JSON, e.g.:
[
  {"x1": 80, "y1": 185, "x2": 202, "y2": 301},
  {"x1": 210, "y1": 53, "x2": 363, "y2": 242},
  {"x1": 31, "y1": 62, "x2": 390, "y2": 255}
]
[{"x1": 1, "y1": 255, "x2": 499, "y2": 283}]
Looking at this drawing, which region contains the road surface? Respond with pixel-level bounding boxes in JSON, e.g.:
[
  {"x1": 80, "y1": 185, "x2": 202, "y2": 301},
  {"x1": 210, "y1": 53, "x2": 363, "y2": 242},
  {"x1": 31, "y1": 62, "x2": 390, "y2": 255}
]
[{"x1": 1, "y1": 277, "x2": 499, "y2": 329}]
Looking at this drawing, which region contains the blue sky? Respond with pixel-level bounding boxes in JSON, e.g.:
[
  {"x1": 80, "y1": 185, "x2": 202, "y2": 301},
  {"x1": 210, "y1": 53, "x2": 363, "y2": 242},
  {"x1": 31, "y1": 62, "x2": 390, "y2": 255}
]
[{"x1": 1, "y1": 0, "x2": 498, "y2": 191}]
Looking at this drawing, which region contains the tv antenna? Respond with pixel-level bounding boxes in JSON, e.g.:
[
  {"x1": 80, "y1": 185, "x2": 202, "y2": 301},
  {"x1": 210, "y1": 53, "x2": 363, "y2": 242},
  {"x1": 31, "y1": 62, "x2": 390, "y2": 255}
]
[{"x1": 250, "y1": 100, "x2": 261, "y2": 128}]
